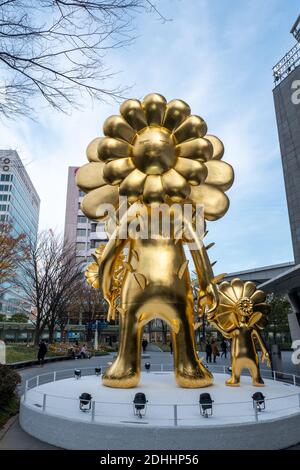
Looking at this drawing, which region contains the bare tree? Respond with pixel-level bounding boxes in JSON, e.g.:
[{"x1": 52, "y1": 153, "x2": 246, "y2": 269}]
[
  {"x1": 45, "y1": 252, "x2": 83, "y2": 343},
  {"x1": 16, "y1": 230, "x2": 82, "y2": 345},
  {"x1": 73, "y1": 282, "x2": 106, "y2": 342},
  {"x1": 0, "y1": 0, "x2": 164, "y2": 118},
  {"x1": 0, "y1": 222, "x2": 26, "y2": 295}
]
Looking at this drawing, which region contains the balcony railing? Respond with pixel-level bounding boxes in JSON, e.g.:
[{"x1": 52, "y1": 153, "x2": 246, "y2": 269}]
[{"x1": 273, "y1": 42, "x2": 300, "y2": 84}]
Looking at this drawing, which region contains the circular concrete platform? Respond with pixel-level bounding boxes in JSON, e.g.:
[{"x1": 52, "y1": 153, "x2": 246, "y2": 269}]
[{"x1": 20, "y1": 372, "x2": 300, "y2": 450}]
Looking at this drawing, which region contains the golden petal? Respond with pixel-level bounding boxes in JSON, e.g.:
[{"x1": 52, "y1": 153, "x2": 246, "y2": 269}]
[
  {"x1": 76, "y1": 162, "x2": 106, "y2": 192},
  {"x1": 119, "y1": 168, "x2": 146, "y2": 202},
  {"x1": 103, "y1": 115, "x2": 136, "y2": 143},
  {"x1": 215, "y1": 311, "x2": 237, "y2": 330},
  {"x1": 177, "y1": 137, "x2": 213, "y2": 161},
  {"x1": 81, "y1": 185, "x2": 119, "y2": 220},
  {"x1": 85, "y1": 267, "x2": 100, "y2": 289},
  {"x1": 242, "y1": 281, "x2": 257, "y2": 299},
  {"x1": 250, "y1": 289, "x2": 266, "y2": 305},
  {"x1": 174, "y1": 158, "x2": 207, "y2": 186},
  {"x1": 87, "y1": 262, "x2": 99, "y2": 272},
  {"x1": 98, "y1": 137, "x2": 130, "y2": 162},
  {"x1": 86, "y1": 137, "x2": 103, "y2": 162},
  {"x1": 163, "y1": 99, "x2": 191, "y2": 131},
  {"x1": 162, "y1": 169, "x2": 191, "y2": 202},
  {"x1": 204, "y1": 160, "x2": 234, "y2": 191},
  {"x1": 205, "y1": 135, "x2": 224, "y2": 160},
  {"x1": 142, "y1": 93, "x2": 167, "y2": 126},
  {"x1": 143, "y1": 175, "x2": 165, "y2": 204},
  {"x1": 219, "y1": 282, "x2": 236, "y2": 305},
  {"x1": 190, "y1": 184, "x2": 229, "y2": 220},
  {"x1": 173, "y1": 115, "x2": 207, "y2": 143},
  {"x1": 217, "y1": 303, "x2": 235, "y2": 315},
  {"x1": 103, "y1": 158, "x2": 135, "y2": 185},
  {"x1": 231, "y1": 278, "x2": 244, "y2": 301},
  {"x1": 120, "y1": 99, "x2": 147, "y2": 131}
]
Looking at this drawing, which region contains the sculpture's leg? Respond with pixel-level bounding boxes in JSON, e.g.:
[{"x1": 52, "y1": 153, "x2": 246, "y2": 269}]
[
  {"x1": 249, "y1": 360, "x2": 265, "y2": 387},
  {"x1": 102, "y1": 304, "x2": 142, "y2": 388},
  {"x1": 172, "y1": 304, "x2": 213, "y2": 388},
  {"x1": 226, "y1": 355, "x2": 241, "y2": 386}
]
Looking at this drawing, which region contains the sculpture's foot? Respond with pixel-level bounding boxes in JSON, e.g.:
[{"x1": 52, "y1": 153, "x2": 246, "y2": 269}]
[
  {"x1": 102, "y1": 362, "x2": 140, "y2": 388},
  {"x1": 175, "y1": 364, "x2": 213, "y2": 388},
  {"x1": 226, "y1": 377, "x2": 240, "y2": 387},
  {"x1": 252, "y1": 377, "x2": 265, "y2": 387}
]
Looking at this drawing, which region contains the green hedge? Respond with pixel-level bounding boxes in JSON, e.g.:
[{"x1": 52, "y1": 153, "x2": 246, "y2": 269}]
[{"x1": 0, "y1": 364, "x2": 21, "y2": 406}]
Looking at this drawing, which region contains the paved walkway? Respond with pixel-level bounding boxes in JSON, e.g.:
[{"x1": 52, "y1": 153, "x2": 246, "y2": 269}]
[
  {"x1": 1, "y1": 350, "x2": 299, "y2": 450},
  {"x1": 0, "y1": 417, "x2": 58, "y2": 450}
]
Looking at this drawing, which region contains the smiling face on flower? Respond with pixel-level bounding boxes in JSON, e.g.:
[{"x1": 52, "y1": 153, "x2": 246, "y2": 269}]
[{"x1": 76, "y1": 93, "x2": 234, "y2": 220}]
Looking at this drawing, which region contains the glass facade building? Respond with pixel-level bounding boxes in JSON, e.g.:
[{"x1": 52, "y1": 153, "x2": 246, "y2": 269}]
[{"x1": 0, "y1": 150, "x2": 40, "y2": 316}]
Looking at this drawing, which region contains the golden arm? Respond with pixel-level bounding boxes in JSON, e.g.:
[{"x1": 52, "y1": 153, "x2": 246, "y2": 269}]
[
  {"x1": 252, "y1": 328, "x2": 271, "y2": 366},
  {"x1": 99, "y1": 216, "x2": 129, "y2": 304},
  {"x1": 183, "y1": 217, "x2": 219, "y2": 315}
]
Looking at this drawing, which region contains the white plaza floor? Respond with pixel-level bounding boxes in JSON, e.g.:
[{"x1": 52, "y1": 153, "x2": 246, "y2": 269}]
[{"x1": 23, "y1": 372, "x2": 300, "y2": 427}]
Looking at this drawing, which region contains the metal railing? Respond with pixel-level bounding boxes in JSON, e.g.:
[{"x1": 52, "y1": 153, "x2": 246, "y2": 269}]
[
  {"x1": 22, "y1": 364, "x2": 300, "y2": 427},
  {"x1": 273, "y1": 42, "x2": 300, "y2": 84}
]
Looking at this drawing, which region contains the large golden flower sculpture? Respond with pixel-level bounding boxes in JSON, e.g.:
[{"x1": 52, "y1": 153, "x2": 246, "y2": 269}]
[
  {"x1": 211, "y1": 278, "x2": 270, "y2": 331},
  {"x1": 76, "y1": 93, "x2": 234, "y2": 221}
]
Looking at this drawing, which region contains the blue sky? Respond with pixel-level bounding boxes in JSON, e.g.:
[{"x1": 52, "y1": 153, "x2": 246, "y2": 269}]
[{"x1": 0, "y1": 0, "x2": 299, "y2": 273}]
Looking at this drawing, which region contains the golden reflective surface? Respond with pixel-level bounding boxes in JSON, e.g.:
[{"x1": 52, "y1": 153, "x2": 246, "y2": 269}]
[
  {"x1": 77, "y1": 93, "x2": 270, "y2": 389},
  {"x1": 209, "y1": 278, "x2": 271, "y2": 386}
]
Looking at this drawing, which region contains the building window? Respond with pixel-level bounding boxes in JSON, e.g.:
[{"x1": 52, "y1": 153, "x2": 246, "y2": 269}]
[
  {"x1": 76, "y1": 242, "x2": 86, "y2": 251},
  {"x1": 90, "y1": 240, "x2": 97, "y2": 249},
  {"x1": 77, "y1": 215, "x2": 86, "y2": 223},
  {"x1": 77, "y1": 228, "x2": 86, "y2": 237},
  {"x1": 91, "y1": 223, "x2": 97, "y2": 232},
  {"x1": 0, "y1": 204, "x2": 7, "y2": 211},
  {"x1": 0, "y1": 195, "x2": 8, "y2": 201},
  {"x1": 0, "y1": 174, "x2": 11, "y2": 182},
  {"x1": 0, "y1": 185, "x2": 9, "y2": 191}
]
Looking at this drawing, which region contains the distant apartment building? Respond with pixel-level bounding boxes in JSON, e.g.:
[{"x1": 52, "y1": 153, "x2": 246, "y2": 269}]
[
  {"x1": 0, "y1": 150, "x2": 40, "y2": 316},
  {"x1": 64, "y1": 166, "x2": 107, "y2": 264}
]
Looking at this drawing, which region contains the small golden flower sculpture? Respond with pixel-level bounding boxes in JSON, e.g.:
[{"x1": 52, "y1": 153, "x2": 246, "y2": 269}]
[
  {"x1": 76, "y1": 93, "x2": 234, "y2": 220},
  {"x1": 212, "y1": 278, "x2": 269, "y2": 330},
  {"x1": 209, "y1": 278, "x2": 271, "y2": 386}
]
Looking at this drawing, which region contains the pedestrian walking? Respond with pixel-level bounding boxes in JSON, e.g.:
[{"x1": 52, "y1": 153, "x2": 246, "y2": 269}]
[
  {"x1": 169, "y1": 341, "x2": 173, "y2": 354},
  {"x1": 221, "y1": 339, "x2": 228, "y2": 359},
  {"x1": 37, "y1": 340, "x2": 47, "y2": 366},
  {"x1": 211, "y1": 339, "x2": 219, "y2": 363},
  {"x1": 205, "y1": 341, "x2": 212, "y2": 363},
  {"x1": 142, "y1": 338, "x2": 148, "y2": 353}
]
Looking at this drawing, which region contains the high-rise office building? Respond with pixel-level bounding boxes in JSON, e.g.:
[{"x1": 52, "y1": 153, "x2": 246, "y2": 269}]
[
  {"x1": 64, "y1": 166, "x2": 107, "y2": 264},
  {"x1": 273, "y1": 15, "x2": 300, "y2": 264},
  {"x1": 220, "y1": 17, "x2": 300, "y2": 343},
  {"x1": 0, "y1": 150, "x2": 40, "y2": 316},
  {"x1": 259, "y1": 15, "x2": 300, "y2": 342}
]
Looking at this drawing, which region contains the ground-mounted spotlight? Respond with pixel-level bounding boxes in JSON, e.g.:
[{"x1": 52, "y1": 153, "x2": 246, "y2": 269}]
[
  {"x1": 74, "y1": 369, "x2": 81, "y2": 379},
  {"x1": 79, "y1": 393, "x2": 92, "y2": 412},
  {"x1": 133, "y1": 392, "x2": 148, "y2": 419},
  {"x1": 144, "y1": 362, "x2": 151, "y2": 372},
  {"x1": 95, "y1": 367, "x2": 102, "y2": 376},
  {"x1": 199, "y1": 393, "x2": 214, "y2": 418},
  {"x1": 252, "y1": 392, "x2": 265, "y2": 412}
]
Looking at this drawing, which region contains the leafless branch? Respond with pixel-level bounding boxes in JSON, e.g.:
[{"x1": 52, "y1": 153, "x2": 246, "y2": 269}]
[{"x1": 0, "y1": 0, "x2": 165, "y2": 119}]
